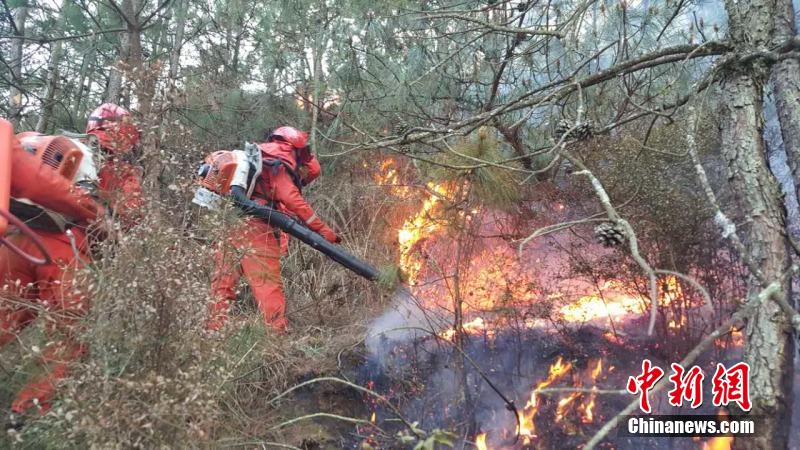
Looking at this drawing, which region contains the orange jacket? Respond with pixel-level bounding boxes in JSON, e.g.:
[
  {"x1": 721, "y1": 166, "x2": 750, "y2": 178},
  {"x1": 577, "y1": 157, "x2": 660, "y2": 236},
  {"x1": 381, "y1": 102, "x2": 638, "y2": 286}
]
[
  {"x1": 10, "y1": 137, "x2": 103, "y2": 225},
  {"x1": 97, "y1": 159, "x2": 143, "y2": 226},
  {"x1": 253, "y1": 141, "x2": 337, "y2": 242},
  {"x1": 299, "y1": 157, "x2": 321, "y2": 186}
]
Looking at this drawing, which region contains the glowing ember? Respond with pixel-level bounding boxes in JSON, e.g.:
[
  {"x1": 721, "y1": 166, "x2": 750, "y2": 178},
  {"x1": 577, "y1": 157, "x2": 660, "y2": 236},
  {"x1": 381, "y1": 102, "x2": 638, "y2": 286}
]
[
  {"x1": 603, "y1": 331, "x2": 624, "y2": 345},
  {"x1": 475, "y1": 432, "x2": 488, "y2": 450},
  {"x1": 702, "y1": 410, "x2": 733, "y2": 450},
  {"x1": 668, "y1": 316, "x2": 687, "y2": 330},
  {"x1": 715, "y1": 328, "x2": 744, "y2": 349}
]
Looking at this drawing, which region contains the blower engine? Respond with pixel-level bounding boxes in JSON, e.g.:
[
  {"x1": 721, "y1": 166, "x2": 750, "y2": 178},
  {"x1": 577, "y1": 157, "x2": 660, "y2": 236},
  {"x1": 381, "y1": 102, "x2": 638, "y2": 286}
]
[
  {"x1": 193, "y1": 143, "x2": 378, "y2": 281},
  {"x1": 0, "y1": 120, "x2": 71, "y2": 265},
  {"x1": 193, "y1": 143, "x2": 262, "y2": 210},
  {"x1": 10, "y1": 132, "x2": 99, "y2": 232}
]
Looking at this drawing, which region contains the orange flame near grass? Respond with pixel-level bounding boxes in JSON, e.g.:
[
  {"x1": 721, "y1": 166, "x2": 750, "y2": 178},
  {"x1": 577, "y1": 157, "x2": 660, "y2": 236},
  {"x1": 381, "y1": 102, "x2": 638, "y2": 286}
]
[
  {"x1": 555, "y1": 392, "x2": 581, "y2": 422},
  {"x1": 475, "y1": 432, "x2": 488, "y2": 450},
  {"x1": 517, "y1": 357, "x2": 607, "y2": 443},
  {"x1": 560, "y1": 276, "x2": 683, "y2": 324},
  {"x1": 579, "y1": 359, "x2": 604, "y2": 423},
  {"x1": 398, "y1": 183, "x2": 451, "y2": 284},
  {"x1": 374, "y1": 159, "x2": 411, "y2": 196},
  {"x1": 439, "y1": 317, "x2": 491, "y2": 341},
  {"x1": 517, "y1": 357, "x2": 572, "y2": 443}
]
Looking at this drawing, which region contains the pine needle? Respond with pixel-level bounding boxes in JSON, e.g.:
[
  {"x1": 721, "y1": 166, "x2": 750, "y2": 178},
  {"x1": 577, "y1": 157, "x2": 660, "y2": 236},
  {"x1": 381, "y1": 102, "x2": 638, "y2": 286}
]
[{"x1": 376, "y1": 264, "x2": 404, "y2": 291}]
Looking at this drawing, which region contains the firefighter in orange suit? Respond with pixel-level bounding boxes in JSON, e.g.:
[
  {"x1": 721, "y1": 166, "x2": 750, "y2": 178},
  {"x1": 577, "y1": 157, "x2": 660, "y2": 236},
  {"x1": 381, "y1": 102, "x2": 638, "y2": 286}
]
[
  {"x1": 2, "y1": 103, "x2": 142, "y2": 417},
  {"x1": 0, "y1": 121, "x2": 104, "y2": 417},
  {"x1": 84, "y1": 103, "x2": 144, "y2": 226},
  {"x1": 208, "y1": 127, "x2": 338, "y2": 332}
]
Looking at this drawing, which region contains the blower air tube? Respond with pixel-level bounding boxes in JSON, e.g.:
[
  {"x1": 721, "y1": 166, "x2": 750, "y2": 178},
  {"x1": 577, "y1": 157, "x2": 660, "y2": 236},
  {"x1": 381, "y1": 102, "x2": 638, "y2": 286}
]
[{"x1": 229, "y1": 186, "x2": 378, "y2": 281}]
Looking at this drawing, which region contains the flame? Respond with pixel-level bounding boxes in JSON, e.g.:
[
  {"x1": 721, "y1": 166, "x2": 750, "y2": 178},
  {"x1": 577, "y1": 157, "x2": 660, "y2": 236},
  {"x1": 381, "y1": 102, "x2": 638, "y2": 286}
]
[
  {"x1": 370, "y1": 411, "x2": 376, "y2": 423},
  {"x1": 668, "y1": 316, "x2": 688, "y2": 330},
  {"x1": 703, "y1": 437, "x2": 733, "y2": 450},
  {"x1": 475, "y1": 433, "x2": 488, "y2": 450},
  {"x1": 582, "y1": 394, "x2": 597, "y2": 423},
  {"x1": 555, "y1": 392, "x2": 580, "y2": 422},
  {"x1": 716, "y1": 328, "x2": 744, "y2": 349},
  {"x1": 440, "y1": 317, "x2": 488, "y2": 341},
  {"x1": 590, "y1": 359, "x2": 603, "y2": 378},
  {"x1": 660, "y1": 275, "x2": 683, "y2": 306},
  {"x1": 560, "y1": 289, "x2": 644, "y2": 322},
  {"x1": 560, "y1": 277, "x2": 683, "y2": 324},
  {"x1": 580, "y1": 360, "x2": 603, "y2": 423},
  {"x1": 517, "y1": 358, "x2": 606, "y2": 440},
  {"x1": 398, "y1": 183, "x2": 451, "y2": 284},
  {"x1": 702, "y1": 410, "x2": 733, "y2": 450},
  {"x1": 375, "y1": 159, "x2": 409, "y2": 195},
  {"x1": 517, "y1": 357, "x2": 572, "y2": 442}
]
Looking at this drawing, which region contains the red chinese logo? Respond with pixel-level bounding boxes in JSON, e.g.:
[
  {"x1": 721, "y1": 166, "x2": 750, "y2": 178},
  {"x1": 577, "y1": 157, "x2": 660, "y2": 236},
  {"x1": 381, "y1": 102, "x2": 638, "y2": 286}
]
[
  {"x1": 667, "y1": 363, "x2": 705, "y2": 408},
  {"x1": 626, "y1": 359, "x2": 664, "y2": 413},
  {"x1": 628, "y1": 360, "x2": 751, "y2": 413},
  {"x1": 711, "y1": 362, "x2": 751, "y2": 411}
]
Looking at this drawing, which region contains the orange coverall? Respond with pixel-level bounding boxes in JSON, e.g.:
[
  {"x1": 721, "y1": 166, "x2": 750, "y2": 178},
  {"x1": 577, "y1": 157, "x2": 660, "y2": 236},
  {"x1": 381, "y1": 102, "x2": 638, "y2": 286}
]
[
  {"x1": 0, "y1": 137, "x2": 104, "y2": 415},
  {"x1": 208, "y1": 141, "x2": 336, "y2": 331}
]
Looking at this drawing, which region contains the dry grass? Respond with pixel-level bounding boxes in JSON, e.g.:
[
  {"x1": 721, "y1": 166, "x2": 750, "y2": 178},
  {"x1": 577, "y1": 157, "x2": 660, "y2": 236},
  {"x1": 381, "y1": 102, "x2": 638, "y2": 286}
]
[{"x1": 3, "y1": 155, "x2": 391, "y2": 447}]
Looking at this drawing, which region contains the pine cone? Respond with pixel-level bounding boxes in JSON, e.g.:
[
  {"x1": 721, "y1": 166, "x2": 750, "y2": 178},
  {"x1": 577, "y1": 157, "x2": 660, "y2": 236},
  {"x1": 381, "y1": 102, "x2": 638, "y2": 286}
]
[
  {"x1": 553, "y1": 119, "x2": 594, "y2": 141},
  {"x1": 594, "y1": 222, "x2": 626, "y2": 248},
  {"x1": 393, "y1": 122, "x2": 411, "y2": 138},
  {"x1": 392, "y1": 122, "x2": 412, "y2": 152}
]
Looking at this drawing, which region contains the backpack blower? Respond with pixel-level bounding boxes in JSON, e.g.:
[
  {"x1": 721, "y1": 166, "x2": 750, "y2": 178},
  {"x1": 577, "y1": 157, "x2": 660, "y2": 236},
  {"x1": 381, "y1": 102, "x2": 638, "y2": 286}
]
[
  {"x1": 0, "y1": 119, "x2": 56, "y2": 265},
  {"x1": 192, "y1": 143, "x2": 379, "y2": 281}
]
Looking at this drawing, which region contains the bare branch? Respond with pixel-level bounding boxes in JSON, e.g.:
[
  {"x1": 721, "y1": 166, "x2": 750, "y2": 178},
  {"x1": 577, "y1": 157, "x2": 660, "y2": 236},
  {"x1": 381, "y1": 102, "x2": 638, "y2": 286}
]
[{"x1": 424, "y1": 13, "x2": 564, "y2": 38}]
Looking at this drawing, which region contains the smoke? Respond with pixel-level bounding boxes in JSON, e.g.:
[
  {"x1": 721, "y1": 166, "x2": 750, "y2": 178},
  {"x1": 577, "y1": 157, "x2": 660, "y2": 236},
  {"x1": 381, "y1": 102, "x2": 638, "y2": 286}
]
[{"x1": 365, "y1": 287, "x2": 449, "y2": 358}]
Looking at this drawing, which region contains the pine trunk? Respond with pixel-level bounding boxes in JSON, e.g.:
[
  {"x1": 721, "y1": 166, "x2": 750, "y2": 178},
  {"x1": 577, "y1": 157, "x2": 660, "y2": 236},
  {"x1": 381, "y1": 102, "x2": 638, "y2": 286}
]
[
  {"x1": 36, "y1": 0, "x2": 70, "y2": 133},
  {"x1": 8, "y1": 4, "x2": 29, "y2": 127},
  {"x1": 718, "y1": 72, "x2": 794, "y2": 450},
  {"x1": 771, "y1": 0, "x2": 800, "y2": 203},
  {"x1": 720, "y1": 2, "x2": 796, "y2": 447}
]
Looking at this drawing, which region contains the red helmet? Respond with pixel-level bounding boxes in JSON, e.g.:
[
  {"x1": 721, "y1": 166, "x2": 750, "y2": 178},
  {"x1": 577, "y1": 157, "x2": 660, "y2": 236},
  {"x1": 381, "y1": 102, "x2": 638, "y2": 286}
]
[
  {"x1": 269, "y1": 126, "x2": 308, "y2": 150},
  {"x1": 85, "y1": 103, "x2": 140, "y2": 154}
]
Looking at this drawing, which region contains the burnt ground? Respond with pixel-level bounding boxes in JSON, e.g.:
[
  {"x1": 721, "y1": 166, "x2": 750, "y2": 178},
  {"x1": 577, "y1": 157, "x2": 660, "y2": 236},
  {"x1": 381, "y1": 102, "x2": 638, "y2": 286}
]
[{"x1": 324, "y1": 320, "x2": 787, "y2": 450}]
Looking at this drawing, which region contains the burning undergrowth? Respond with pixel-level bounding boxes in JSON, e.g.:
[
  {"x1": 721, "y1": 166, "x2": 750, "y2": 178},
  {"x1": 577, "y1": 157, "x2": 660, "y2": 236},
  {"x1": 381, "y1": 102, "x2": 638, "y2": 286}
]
[
  {"x1": 357, "y1": 320, "x2": 743, "y2": 450},
  {"x1": 348, "y1": 147, "x2": 748, "y2": 449}
]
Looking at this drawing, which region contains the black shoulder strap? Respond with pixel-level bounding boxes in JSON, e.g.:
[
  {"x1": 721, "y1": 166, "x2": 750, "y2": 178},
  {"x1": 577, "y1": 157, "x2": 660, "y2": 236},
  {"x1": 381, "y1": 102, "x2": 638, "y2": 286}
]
[{"x1": 263, "y1": 157, "x2": 304, "y2": 192}]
